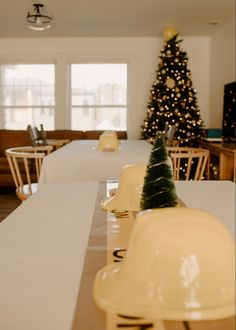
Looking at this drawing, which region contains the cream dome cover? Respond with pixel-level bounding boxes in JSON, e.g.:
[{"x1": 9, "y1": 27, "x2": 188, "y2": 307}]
[
  {"x1": 98, "y1": 131, "x2": 119, "y2": 151},
  {"x1": 101, "y1": 164, "x2": 147, "y2": 212},
  {"x1": 93, "y1": 207, "x2": 235, "y2": 320}
]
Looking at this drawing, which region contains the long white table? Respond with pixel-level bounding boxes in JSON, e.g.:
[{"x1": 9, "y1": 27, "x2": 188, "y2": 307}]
[
  {"x1": 0, "y1": 181, "x2": 235, "y2": 330},
  {"x1": 39, "y1": 140, "x2": 152, "y2": 185},
  {"x1": 0, "y1": 181, "x2": 99, "y2": 330}
]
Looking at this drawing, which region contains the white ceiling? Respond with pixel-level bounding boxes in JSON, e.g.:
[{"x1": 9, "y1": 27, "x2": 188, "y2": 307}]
[{"x1": 0, "y1": 0, "x2": 235, "y2": 38}]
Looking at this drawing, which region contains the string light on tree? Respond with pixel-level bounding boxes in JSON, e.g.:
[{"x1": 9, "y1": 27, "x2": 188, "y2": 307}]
[{"x1": 141, "y1": 28, "x2": 204, "y2": 146}]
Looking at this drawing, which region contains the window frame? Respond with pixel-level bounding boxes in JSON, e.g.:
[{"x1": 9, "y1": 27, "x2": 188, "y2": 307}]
[
  {"x1": 70, "y1": 62, "x2": 128, "y2": 131},
  {"x1": 0, "y1": 62, "x2": 56, "y2": 130}
]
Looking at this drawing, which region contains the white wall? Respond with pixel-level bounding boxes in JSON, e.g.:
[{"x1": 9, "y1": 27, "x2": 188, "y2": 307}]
[
  {"x1": 0, "y1": 36, "x2": 210, "y2": 138},
  {"x1": 182, "y1": 37, "x2": 211, "y2": 128},
  {"x1": 209, "y1": 18, "x2": 236, "y2": 128}
]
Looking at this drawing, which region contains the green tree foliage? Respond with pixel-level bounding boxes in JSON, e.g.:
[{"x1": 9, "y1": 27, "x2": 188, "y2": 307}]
[
  {"x1": 141, "y1": 34, "x2": 204, "y2": 146},
  {"x1": 140, "y1": 132, "x2": 178, "y2": 210}
]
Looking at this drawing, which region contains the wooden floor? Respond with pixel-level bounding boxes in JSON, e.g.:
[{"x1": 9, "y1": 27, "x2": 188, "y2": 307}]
[{"x1": 0, "y1": 187, "x2": 21, "y2": 223}]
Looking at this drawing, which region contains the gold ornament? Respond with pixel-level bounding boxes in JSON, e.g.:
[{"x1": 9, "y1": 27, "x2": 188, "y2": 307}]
[
  {"x1": 162, "y1": 27, "x2": 177, "y2": 42},
  {"x1": 166, "y1": 78, "x2": 176, "y2": 89}
]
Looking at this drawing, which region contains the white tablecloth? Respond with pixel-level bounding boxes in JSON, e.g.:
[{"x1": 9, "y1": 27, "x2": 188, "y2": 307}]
[
  {"x1": 0, "y1": 181, "x2": 99, "y2": 330},
  {"x1": 0, "y1": 180, "x2": 235, "y2": 329},
  {"x1": 39, "y1": 140, "x2": 152, "y2": 185},
  {"x1": 175, "y1": 180, "x2": 235, "y2": 239}
]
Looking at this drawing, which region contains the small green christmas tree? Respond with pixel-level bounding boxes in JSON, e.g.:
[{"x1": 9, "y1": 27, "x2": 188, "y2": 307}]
[
  {"x1": 140, "y1": 131, "x2": 178, "y2": 210},
  {"x1": 141, "y1": 30, "x2": 204, "y2": 146}
]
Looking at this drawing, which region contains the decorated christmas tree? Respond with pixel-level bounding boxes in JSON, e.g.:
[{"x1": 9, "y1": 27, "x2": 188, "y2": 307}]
[
  {"x1": 140, "y1": 131, "x2": 178, "y2": 210},
  {"x1": 141, "y1": 28, "x2": 204, "y2": 146}
]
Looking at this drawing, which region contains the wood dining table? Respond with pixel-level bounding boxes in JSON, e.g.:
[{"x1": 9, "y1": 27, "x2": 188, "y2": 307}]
[
  {"x1": 0, "y1": 180, "x2": 235, "y2": 330},
  {"x1": 39, "y1": 139, "x2": 152, "y2": 185}
]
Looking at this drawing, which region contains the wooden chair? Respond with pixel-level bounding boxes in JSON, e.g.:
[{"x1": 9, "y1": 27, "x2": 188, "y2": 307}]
[
  {"x1": 27, "y1": 124, "x2": 44, "y2": 146},
  {"x1": 5, "y1": 146, "x2": 53, "y2": 201},
  {"x1": 27, "y1": 124, "x2": 69, "y2": 150},
  {"x1": 167, "y1": 147, "x2": 210, "y2": 180},
  {"x1": 164, "y1": 125, "x2": 179, "y2": 147}
]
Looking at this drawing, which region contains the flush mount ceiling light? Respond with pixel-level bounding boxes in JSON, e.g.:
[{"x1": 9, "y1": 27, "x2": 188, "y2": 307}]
[
  {"x1": 26, "y1": 3, "x2": 52, "y2": 31},
  {"x1": 209, "y1": 20, "x2": 220, "y2": 25}
]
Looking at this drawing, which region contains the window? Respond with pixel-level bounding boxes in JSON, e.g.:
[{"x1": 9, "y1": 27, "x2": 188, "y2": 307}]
[
  {"x1": 71, "y1": 63, "x2": 127, "y2": 130},
  {"x1": 0, "y1": 64, "x2": 55, "y2": 129}
]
